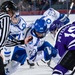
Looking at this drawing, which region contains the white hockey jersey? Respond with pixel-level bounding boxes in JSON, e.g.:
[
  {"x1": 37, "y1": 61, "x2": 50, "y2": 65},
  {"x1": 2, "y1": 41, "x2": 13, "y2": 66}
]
[
  {"x1": 42, "y1": 8, "x2": 68, "y2": 29},
  {"x1": 24, "y1": 27, "x2": 46, "y2": 60},
  {"x1": 9, "y1": 16, "x2": 27, "y2": 40}
]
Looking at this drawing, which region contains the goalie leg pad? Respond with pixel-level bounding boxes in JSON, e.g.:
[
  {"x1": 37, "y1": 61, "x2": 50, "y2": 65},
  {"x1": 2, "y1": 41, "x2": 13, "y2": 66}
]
[{"x1": 59, "y1": 50, "x2": 75, "y2": 70}]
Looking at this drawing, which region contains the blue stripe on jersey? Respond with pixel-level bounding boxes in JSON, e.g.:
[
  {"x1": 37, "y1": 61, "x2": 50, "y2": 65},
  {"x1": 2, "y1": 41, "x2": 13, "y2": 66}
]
[
  {"x1": 31, "y1": 30, "x2": 39, "y2": 46},
  {"x1": 4, "y1": 51, "x2": 11, "y2": 54},
  {"x1": 20, "y1": 17, "x2": 27, "y2": 25},
  {"x1": 34, "y1": 38, "x2": 39, "y2": 46},
  {"x1": 8, "y1": 34, "x2": 19, "y2": 40}
]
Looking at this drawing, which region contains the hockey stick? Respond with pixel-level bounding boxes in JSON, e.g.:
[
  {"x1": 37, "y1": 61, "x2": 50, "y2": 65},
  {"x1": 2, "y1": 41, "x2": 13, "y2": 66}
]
[
  {"x1": 41, "y1": 59, "x2": 54, "y2": 70},
  {"x1": 70, "y1": 69, "x2": 75, "y2": 75},
  {"x1": 3, "y1": 34, "x2": 24, "y2": 47},
  {"x1": 67, "y1": 1, "x2": 74, "y2": 17}
]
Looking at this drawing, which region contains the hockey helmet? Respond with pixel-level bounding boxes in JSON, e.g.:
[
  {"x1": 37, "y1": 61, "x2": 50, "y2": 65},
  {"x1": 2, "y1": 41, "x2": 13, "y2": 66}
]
[
  {"x1": 33, "y1": 19, "x2": 47, "y2": 38},
  {"x1": 0, "y1": 1, "x2": 18, "y2": 12}
]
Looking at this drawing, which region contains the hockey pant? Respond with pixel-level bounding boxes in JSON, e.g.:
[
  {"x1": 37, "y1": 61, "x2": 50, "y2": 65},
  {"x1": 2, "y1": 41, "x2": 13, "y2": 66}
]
[{"x1": 11, "y1": 46, "x2": 27, "y2": 65}]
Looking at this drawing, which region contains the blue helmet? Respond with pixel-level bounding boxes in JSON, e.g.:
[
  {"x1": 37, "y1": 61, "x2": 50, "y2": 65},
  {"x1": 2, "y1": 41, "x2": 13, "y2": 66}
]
[
  {"x1": 34, "y1": 19, "x2": 47, "y2": 33},
  {"x1": 49, "y1": 20, "x2": 64, "y2": 32},
  {"x1": 33, "y1": 19, "x2": 47, "y2": 38}
]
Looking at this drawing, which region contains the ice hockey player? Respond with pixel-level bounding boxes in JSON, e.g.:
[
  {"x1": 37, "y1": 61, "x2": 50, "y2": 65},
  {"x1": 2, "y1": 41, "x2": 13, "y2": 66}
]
[
  {"x1": 51, "y1": 21, "x2": 75, "y2": 74},
  {"x1": 2, "y1": 1, "x2": 27, "y2": 66}
]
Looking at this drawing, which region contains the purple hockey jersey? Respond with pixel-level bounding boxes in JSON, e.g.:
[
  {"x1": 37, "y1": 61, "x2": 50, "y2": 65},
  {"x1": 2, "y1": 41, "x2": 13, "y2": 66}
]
[{"x1": 54, "y1": 22, "x2": 75, "y2": 57}]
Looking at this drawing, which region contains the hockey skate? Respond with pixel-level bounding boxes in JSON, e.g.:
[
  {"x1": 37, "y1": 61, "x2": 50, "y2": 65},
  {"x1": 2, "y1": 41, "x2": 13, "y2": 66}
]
[{"x1": 27, "y1": 59, "x2": 35, "y2": 68}]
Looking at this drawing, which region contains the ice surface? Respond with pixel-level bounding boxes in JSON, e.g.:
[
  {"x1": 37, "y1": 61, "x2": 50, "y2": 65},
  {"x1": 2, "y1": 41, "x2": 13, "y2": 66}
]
[{"x1": 11, "y1": 60, "x2": 54, "y2": 75}]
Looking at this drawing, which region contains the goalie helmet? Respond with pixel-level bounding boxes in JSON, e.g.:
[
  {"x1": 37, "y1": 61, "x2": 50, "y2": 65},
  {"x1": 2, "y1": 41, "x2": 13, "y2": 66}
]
[{"x1": 0, "y1": 1, "x2": 18, "y2": 12}]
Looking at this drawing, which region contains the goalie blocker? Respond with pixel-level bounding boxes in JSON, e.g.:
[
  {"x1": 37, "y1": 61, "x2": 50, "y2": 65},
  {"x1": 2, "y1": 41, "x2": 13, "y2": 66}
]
[{"x1": 59, "y1": 50, "x2": 75, "y2": 70}]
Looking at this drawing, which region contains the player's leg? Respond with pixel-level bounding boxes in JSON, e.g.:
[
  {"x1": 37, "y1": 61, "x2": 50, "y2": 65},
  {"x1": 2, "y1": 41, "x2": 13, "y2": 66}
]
[
  {"x1": 52, "y1": 50, "x2": 75, "y2": 75},
  {"x1": 38, "y1": 41, "x2": 57, "y2": 61},
  {"x1": 3, "y1": 47, "x2": 11, "y2": 65},
  {"x1": 11, "y1": 46, "x2": 27, "y2": 65},
  {"x1": 0, "y1": 52, "x2": 5, "y2": 75},
  {"x1": 31, "y1": 41, "x2": 57, "y2": 67},
  {"x1": 5, "y1": 46, "x2": 27, "y2": 75}
]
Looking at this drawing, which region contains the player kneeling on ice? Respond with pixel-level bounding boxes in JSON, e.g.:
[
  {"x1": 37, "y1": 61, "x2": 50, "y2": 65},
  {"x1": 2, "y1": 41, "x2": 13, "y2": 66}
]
[{"x1": 5, "y1": 19, "x2": 57, "y2": 75}]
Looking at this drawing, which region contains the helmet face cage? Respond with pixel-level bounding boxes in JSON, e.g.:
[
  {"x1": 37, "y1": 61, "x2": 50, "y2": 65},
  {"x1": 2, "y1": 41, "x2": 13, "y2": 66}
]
[
  {"x1": 33, "y1": 19, "x2": 47, "y2": 38},
  {"x1": 1, "y1": 1, "x2": 18, "y2": 12}
]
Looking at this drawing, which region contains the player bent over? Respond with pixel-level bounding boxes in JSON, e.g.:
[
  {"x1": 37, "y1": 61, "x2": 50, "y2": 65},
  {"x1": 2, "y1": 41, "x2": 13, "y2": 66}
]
[{"x1": 50, "y1": 21, "x2": 75, "y2": 74}]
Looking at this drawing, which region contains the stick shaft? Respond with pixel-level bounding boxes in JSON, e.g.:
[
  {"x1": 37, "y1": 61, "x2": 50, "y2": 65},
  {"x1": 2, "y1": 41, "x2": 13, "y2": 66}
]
[{"x1": 67, "y1": 2, "x2": 74, "y2": 17}]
